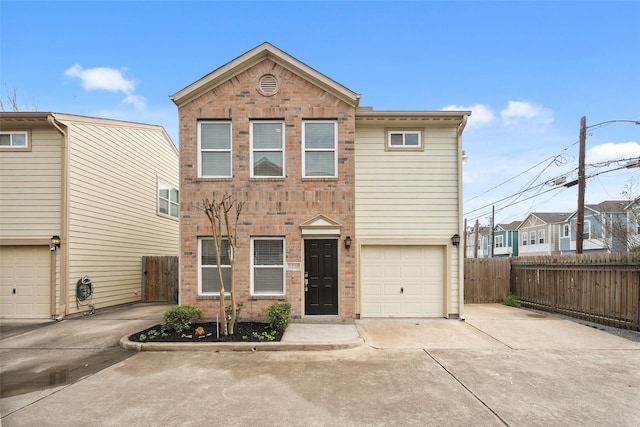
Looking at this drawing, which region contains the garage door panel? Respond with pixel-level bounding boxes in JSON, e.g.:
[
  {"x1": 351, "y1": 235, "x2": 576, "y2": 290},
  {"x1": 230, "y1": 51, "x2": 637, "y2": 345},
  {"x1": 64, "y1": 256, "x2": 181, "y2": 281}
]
[
  {"x1": 0, "y1": 246, "x2": 51, "y2": 319},
  {"x1": 361, "y1": 245, "x2": 444, "y2": 318}
]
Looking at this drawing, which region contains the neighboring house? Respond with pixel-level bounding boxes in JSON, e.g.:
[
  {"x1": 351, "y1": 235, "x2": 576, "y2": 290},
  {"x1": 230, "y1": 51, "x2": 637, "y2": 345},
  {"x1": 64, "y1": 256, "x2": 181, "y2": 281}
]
[
  {"x1": 0, "y1": 112, "x2": 179, "y2": 319},
  {"x1": 465, "y1": 226, "x2": 492, "y2": 258},
  {"x1": 494, "y1": 221, "x2": 521, "y2": 257},
  {"x1": 170, "y1": 42, "x2": 469, "y2": 320},
  {"x1": 626, "y1": 198, "x2": 640, "y2": 251},
  {"x1": 518, "y1": 212, "x2": 571, "y2": 256},
  {"x1": 560, "y1": 200, "x2": 629, "y2": 254}
]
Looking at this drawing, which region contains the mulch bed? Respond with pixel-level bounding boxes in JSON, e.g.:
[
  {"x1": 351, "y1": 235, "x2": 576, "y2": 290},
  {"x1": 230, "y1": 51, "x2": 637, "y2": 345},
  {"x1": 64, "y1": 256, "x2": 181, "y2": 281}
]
[{"x1": 129, "y1": 322, "x2": 284, "y2": 343}]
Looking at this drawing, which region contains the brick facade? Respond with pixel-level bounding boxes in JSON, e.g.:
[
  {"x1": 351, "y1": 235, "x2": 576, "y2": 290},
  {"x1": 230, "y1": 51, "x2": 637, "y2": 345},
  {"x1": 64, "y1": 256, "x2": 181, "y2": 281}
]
[{"x1": 178, "y1": 59, "x2": 356, "y2": 320}]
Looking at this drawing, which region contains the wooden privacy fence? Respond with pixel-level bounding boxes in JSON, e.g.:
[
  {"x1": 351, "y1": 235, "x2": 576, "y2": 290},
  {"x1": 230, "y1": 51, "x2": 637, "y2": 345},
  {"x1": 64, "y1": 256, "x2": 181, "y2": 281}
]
[
  {"x1": 465, "y1": 253, "x2": 640, "y2": 330},
  {"x1": 510, "y1": 253, "x2": 639, "y2": 330},
  {"x1": 142, "y1": 256, "x2": 179, "y2": 303},
  {"x1": 464, "y1": 258, "x2": 511, "y2": 303}
]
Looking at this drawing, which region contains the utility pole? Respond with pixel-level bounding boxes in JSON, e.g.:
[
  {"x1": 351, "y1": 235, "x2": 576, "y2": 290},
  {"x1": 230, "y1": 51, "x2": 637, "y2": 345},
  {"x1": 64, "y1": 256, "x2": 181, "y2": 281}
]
[
  {"x1": 474, "y1": 219, "x2": 479, "y2": 258},
  {"x1": 576, "y1": 116, "x2": 586, "y2": 254},
  {"x1": 490, "y1": 205, "x2": 495, "y2": 257}
]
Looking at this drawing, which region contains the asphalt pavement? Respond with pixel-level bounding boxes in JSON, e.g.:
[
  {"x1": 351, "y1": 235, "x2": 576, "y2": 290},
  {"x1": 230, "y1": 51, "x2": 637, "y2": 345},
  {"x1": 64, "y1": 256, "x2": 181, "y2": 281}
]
[{"x1": 1, "y1": 303, "x2": 639, "y2": 426}]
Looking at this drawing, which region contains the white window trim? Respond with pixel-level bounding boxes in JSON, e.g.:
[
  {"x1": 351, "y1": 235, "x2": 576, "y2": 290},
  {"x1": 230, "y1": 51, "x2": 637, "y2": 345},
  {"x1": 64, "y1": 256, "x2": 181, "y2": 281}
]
[
  {"x1": 198, "y1": 237, "x2": 231, "y2": 296},
  {"x1": 539, "y1": 230, "x2": 545, "y2": 244},
  {"x1": 250, "y1": 237, "x2": 286, "y2": 296},
  {"x1": 387, "y1": 129, "x2": 422, "y2": 149},
  {"x1": 522, "y1": 232, "x2": 528, "y2": 246},
  {"x1": 495, "y1": 235, "x2": 504, "y2": 248},
  {"x1": 0, "y1": 131, "x2": 29, "y2": 149},
  {"x1": 250, "y1": 121, "x2": 285, "y2": 178},
  {"x1": 584, "y1": 220, "x2": 591, "y2": 240},
  {"x1": 198, "y1": 121, "x2": 232, "y2": 178},
  {"x1": 302, "y1": 121, "x2": 338, "y2": 178},
  {"x1": 158, "y1": 180, "x2": 179, "y2": 219},
  {"x1": 563, "y1": 224, "x2": 570, "y2": 238},
  {"x1": 530, "y1": 231, "x2": 536, "y2": 245}
]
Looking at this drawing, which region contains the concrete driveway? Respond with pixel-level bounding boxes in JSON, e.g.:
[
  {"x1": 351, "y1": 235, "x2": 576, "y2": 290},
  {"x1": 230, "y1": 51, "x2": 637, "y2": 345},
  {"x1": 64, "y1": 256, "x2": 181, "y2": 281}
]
[{"x1": 2, "y1": 303, "x2": 639, "y2": 426}]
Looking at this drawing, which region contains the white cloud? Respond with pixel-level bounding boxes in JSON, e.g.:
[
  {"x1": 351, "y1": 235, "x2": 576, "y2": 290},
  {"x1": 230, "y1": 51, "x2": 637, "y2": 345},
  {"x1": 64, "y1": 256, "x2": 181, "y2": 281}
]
[
  {"x1": 64, "y1": 64, "x2": 146, "y2": 110},
  {"x1": 442, "y1": 103, "x2": 495, "y2": 127},
  {"x1": 500, "y1": 101, "x2": 554, "y2": 125},
  {"x1": 586, "y1": 141, "x2": 640, "y2": 163}
]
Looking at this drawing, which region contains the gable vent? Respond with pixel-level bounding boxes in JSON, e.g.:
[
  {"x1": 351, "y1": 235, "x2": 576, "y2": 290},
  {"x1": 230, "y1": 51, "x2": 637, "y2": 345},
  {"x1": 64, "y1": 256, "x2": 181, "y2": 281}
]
[{"x1": 258, "y1": 74, "x2": 279, "y2": 96}]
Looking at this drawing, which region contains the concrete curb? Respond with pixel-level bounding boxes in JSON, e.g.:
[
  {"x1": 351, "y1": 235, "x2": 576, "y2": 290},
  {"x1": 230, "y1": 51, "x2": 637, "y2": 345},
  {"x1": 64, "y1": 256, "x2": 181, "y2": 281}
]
[{"x1": 119, "y1": 335, "x2": 365, "y2": 352}]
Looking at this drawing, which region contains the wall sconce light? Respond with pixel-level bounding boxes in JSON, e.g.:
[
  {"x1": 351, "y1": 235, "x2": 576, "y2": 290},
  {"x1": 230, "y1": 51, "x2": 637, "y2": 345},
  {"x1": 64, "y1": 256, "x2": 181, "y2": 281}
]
[
  {"x1": 451, "y1": 233, "x2": 460, "y2": 247},
  {"x1": 51, "y1": 235, "x2": 61, "y2": 251},
  {"x1": 344, "y1": 236, "x2": 352, "y2": 250}
]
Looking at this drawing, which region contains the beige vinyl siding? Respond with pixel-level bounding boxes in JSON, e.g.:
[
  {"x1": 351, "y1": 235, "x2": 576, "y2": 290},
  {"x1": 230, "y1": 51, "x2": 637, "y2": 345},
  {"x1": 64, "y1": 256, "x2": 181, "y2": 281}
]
[
  {"x1": 64, "y1": 119, "x2": 179, "y2": 313},
  {"x1": 355, "y1": 125, "x2": 460, "y2": 237},
  {"x1": 0, "y1": 128, "x2": 62, "y2": 238},
  {"x1": 355, "y1": 123, "x2": 462, "y2": 316}
]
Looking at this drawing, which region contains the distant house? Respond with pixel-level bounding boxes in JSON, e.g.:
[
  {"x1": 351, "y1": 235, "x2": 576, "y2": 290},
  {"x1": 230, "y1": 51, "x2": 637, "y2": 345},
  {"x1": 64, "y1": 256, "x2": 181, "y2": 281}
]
[
  {"x1": 518, "y1": 212, "x2": 571, "y2": 256},
  {"x1": 560, "y1": 200, "x2": 630, "y2": 254},
  {"x1": 171, "y1": 42, "x2": 469, "y2": 320},
  {"x1": 466, "y1": 226, "x2": 492, "y2": 258},
  {"x1": 494, "y1": 221, "x2": 521, "y2": 257},
  {"x1": 0, "y1": 112, "x2": 179, "y2": 319}
]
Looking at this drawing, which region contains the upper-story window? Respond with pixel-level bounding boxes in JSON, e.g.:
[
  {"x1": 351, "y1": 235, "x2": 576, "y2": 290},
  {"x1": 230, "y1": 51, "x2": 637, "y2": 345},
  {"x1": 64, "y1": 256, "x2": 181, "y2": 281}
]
[
  {"x1": 538, "y1": 230, "x2": 545, "y2": 244},
  {"x1": 303, "y1": 121, "x2": 337, "y2": 178},
  {"x1": 0, "y1": 131, "x2": 28, "y2": 149},
  {"x1": 562, "y1": 224, "x2": 571, "y2": 238},
  {"x1": 584, "y1": 220, "x2": 591, "y2": 240},
  {"x1": 251, "y1": 121, "x2": 284, "y2": 177},
  {"x1": 158, "y1": 180, "x2": 179, "y2": 219},
  {"x1": 530, "y1": 231, "x2": 536, "y2": 245},
  {"x1": 198, "y1": 121, "x2": 232, "y2": 178},
  {"x1": 387, "y1": 129, "x2": 422, "y2": 149},
  {"x1": 495, "y1": 235, "x2": 504, "y2": 248},
  {"x1": 522, "y1": 232, "x2": 528, "y2": 246}
]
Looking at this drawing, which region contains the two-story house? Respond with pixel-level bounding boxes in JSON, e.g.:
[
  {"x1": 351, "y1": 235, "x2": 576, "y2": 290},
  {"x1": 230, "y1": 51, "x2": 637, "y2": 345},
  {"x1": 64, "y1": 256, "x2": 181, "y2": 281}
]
[
  {"x1": 560, "y1": 200, "x2": 629, "y2": 254},
  {"x1": 493, "y1": 221, "x2": 521, "y2": 257},
  {"x1": 518, "y1": 212, "x2": 571, "y2": 256},
  {"x1": 466, "y1": 225, "x2": 492, "y2": 258},
  {"x1": 171, "y1": 43, "x2": 469, "y2": 320},
  {"x1": 0, "y1": 113, "x2": 179, "y2": 319},
  {"x1": 627, "y1": 198, "x2": 640, "y2": 251}
]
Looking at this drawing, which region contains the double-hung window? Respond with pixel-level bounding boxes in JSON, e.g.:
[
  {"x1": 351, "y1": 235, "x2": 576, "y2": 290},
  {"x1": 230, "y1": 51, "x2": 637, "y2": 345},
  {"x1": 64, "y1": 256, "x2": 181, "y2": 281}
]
[
  {"x1": 387, "y1": 130, "x2": 422, "y2": 149},
  {"x1": 563, "y1": 224, "x2": 570, "y2": 238},
  {"x1": 0, "y1": 131, "x2": 28, "y2": 148},
  {"x1": 251, "y1": 238, "x2": 285, "y2": 295},
  {"x1": 530, "y1": 231, "x2": 536, "y2": 245},
  {"x1": 199, "y1": 121, "x2": 232, "y2": 178},
  {"x1": 199, "y1": 237, "x2": 231, "y2": 295},
  {"x1": 522, "y1": 232, "x2": 528, "y2": 246},
  {"x1": 303, "y1": 121, "x2": 337, "y2": 177},
  {"x1": 538, "y1": 230, "x2": 545, "y2": 244},
  {"x1": 158, "y1": 180, "x2": 179, "y2": 218},
  {"x1": 584, "y1": 220, "x2": 591, "y2": 240},
  {"x1": 251, "y1": 121, "x2": 284, "y2": 177},
  {"x1": 495, "y1": 235, "x2": 504, "y2": 248}
]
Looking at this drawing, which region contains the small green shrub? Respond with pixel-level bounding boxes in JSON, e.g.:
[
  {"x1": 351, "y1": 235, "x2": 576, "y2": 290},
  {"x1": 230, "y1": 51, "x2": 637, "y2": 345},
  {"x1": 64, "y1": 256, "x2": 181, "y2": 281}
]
[
  {"x1": 503, "y1": 294, "x2": 520, "y2": 307},
  {"x1": 252, "y1": 330, "x2": 277, "y2": 341},
  {"x1": 267, "y1": 302, "x2": 291, "y2": 331},
  {"x1": 161, "y1": 305, "x2": 203, "y2": 333}
]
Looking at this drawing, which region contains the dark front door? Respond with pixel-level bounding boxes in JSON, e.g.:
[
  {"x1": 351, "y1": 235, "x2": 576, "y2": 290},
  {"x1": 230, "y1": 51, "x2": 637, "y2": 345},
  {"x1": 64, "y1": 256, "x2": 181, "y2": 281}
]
[{"x1": 304, "y1": 239, "x2": 338, "y2": 315}]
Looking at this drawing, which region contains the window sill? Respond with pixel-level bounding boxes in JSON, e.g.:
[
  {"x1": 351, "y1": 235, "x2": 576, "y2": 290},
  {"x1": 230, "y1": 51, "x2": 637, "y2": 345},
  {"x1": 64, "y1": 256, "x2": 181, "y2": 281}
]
[
  {"x1": 249, "y1": 295, "x2": 286, "y2": 300},
  {"x1": 301, "y1": 177, "x2": 338, "y2": 182}
]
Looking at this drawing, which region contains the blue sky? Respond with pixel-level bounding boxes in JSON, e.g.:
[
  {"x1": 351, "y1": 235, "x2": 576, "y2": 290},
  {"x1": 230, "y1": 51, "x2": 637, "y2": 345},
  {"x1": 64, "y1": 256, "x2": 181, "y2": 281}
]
[{"x1": 2, "y1": 0, "x2": 639, "y2": 226}]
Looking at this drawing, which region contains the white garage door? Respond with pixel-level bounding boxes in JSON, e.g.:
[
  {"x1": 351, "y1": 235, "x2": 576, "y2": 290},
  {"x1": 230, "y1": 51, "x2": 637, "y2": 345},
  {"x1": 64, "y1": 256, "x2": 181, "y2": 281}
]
[
  {"x1": 0, "y1": 246, "x2": 51, "y2": 319},
  {"x1": 361, "y1": 245, "x2": 444, "y2": 317}
]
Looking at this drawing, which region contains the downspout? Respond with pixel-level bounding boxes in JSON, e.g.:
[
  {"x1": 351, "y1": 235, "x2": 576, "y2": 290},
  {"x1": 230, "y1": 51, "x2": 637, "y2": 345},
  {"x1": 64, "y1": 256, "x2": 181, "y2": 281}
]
[
  {"x1": 457, "y1": 115, "x2": 468, "y2": 321},
  {"x1": 48, "y1": 114, "x2": 69, "y2": 321}
]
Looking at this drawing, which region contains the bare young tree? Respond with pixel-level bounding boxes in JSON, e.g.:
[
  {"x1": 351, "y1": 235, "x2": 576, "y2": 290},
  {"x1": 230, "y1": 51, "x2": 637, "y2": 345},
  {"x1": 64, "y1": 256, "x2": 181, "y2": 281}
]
[
  {"x1": 200, "y1": 194, "x2": 244, "y2": 335},
  {"x1": 0, "y1": 86, "x2": 39, "y2": 112}
]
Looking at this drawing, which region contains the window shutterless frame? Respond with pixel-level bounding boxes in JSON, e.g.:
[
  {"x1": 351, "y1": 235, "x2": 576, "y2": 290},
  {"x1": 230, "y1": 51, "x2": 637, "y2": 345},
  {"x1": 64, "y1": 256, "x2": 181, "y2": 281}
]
[
  {"x1": 250, "y1": 237, "x2": 286, "y2": 296},
  {"x1": 387, "y1": 130, "x2": 422, "y2": 148},
  {"x1": 0, "y1": 131, "x2": 29, "y2": 149},
  {"x1": 302, "y1": 121, "x2": 337, "y2": 178},
  {"x1": 198, "y1": 121, "x2": 232, "y2": 178},
  {"x1": 198, "y1": 237, "x2": 232, "y2": 296},
  {"x1": 158, "y1": 180, "x2": 179, "y2": 219},
  {"x1": 250, "y1": 121, "x2": 285, "y2": 178}
]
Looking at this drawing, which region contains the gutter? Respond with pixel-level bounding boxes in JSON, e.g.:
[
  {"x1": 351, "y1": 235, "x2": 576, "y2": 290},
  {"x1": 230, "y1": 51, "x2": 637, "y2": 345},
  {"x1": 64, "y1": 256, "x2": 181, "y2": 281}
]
[{"x1": 457, "y1": 114, "x2": 470, "y2": 321}]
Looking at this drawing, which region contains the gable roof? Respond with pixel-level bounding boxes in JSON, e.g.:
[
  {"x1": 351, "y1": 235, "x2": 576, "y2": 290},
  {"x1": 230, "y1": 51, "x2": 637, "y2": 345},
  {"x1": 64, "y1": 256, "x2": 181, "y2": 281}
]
[
  {"x1": 496, "y1": 221, "x2": 522, "y2": 231},
  {"x1": 518, "y1": 212, "x2": 572, "y2": 229},
  {"x1": 585, "y1": 200, "x2": 628, "y2": 214},
  {"x1": 170, "y1": 42, "x2": 361, "y2": 108}
]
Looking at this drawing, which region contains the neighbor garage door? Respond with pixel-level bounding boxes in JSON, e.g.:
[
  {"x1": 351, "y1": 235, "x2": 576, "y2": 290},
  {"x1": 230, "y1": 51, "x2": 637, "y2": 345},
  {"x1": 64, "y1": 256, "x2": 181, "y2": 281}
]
[
  {"x1": 361, "y1": 245, "x2": 444, "y2": 317},
  {"x1": 0, "y1": 246, "x2": 51, "y2": 318}
]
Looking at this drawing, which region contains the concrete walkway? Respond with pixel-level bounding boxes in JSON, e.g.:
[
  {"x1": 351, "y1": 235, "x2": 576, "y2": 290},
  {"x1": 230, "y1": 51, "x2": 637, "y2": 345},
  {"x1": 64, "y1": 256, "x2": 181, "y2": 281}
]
[{"x1": 2, "y1": 303, "x2": 639, "y2": 426}]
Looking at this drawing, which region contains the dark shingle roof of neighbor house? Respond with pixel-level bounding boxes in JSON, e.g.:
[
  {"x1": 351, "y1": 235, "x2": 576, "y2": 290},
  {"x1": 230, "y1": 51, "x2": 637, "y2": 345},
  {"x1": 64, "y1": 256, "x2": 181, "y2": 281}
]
[
  {"x1": 497, "y1": 221, "x2": 522, "y2": 230},
  {"x1": 586, "y1": 200, "x2": 629, "y2": 213}
]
